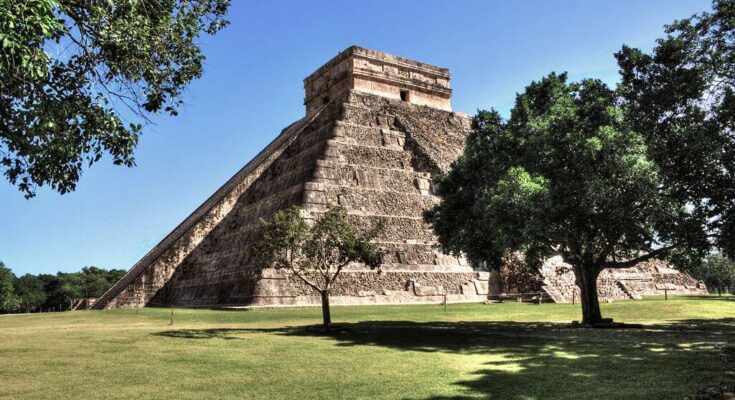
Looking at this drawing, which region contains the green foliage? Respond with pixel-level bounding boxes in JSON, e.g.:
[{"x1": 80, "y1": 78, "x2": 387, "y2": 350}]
[
  {"x1": 615, "y1": 0, "x2": 735, "y2": 259},
  {"x1": 0, "y1": 0, "x2": 230, "y2": 197},
  {"x1": 428, "y1": 74, "x2": 704, "y2": 325},
  {"x1": 0, "y1": 262, "x2": 20, "y2": 312},
  {"x1": 430, "y1": 2, "x2": 734, "y2": 325},
  {"x1": 0, "y1": 1, "x2": 63, "y2": 79},
  {"x1": 691, "y1": 253, "x2": 735, "y2": 294},
  {"x1": 38, "y1": 267, "x2": 126, "y2": 310},
  {"x1": 255, "y1": 205, "x2": 381, "y2": 326},
  {"x1": 13, "y1": 274, "x2": 46, "y2": 312},
  {"x1": 0, "y1": 261, "x2": 125, "y2": 312},
  {"x1": 254, "y1": 206, "x2": 310, "y2": 273},
  {"x1": 80, "y1": 266, "x2": 125, "y2": 297},
  {"x1": 431, "y1": 74, "x2": 679, "y2": 267},
  {"x1": 255, "y1": 206, "x2": 381, "y2": 292}
]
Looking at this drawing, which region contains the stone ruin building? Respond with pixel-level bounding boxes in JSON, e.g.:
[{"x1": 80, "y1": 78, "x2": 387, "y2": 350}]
[
  {"x1": 537, "y1": 258, "x2": 708, "y2": 303},
  {"x1": 93, "y1": 46, "x2": 490, "y2": 309},
  {"x1": 93, "y1": 46, "x2": 707, "y2": 310},
  {"x1": 492, "y1": 256, "x2": 708, "y2": 303}
]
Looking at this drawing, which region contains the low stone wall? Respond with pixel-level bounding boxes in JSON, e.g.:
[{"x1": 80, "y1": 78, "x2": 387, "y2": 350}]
[{"x1": 251, "y1": 268, "x2": 489, "y2": 307}]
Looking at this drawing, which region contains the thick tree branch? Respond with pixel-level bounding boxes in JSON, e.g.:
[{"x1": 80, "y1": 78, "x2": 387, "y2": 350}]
[
  {"x1": 290, "y1": 266, "x2": 323, "y2": 294},
  {"x1": 596, "y1": 236, "x2": 620, "y2": 267},
  {"x1": 328, "y1": 259, "x2": 352, "y2": 286},
  {"x1": 605, "y1": 246, "x2": 675, "y2": 269}
]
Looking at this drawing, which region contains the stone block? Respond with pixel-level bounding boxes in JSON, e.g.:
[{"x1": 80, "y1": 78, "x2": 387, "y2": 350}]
[
  {"x1": 355, "y1": 170, "x2": 378, "y2": 188},
  {"x1": 415, "y1": 177, "x2": 431, "y2": 190},
  {"x1": 474, "y1": 280, "x2": 489, "y2": 295},
  {"x1": 414, "y1": 285, "x2": 438, "y2": 296},
  {"x1": 260, "y1": 268, "x2": 288, "y2": 279},
  {"x1": 304, "y1": 189, "x2": 327, "y2": 205},
  {"x1": 460, "y1": 283, "x2": 474, "y2": 295}
]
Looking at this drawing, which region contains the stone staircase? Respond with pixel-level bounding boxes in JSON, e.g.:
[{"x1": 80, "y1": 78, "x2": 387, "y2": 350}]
[
  {"x1": 68, "y1": 298, "x2": 97, "y2": 311},
  {"x1": 540, "y1": 284, "x2": 567, "y2": 303},
  {"x1": 615, "y1": 280, "x2": 642, "y2": 300}
]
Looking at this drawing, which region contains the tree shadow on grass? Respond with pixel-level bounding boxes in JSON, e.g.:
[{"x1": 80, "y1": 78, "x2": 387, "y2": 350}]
[
  {"x1": 679, "y1": 295, "x2": 735, "y2": 302},
  {"x1": 153, "y1": 318, "x2": 734, "y2": 399}
]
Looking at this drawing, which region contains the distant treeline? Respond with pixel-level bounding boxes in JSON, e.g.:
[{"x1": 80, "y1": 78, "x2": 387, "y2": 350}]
[{"x1": 0, "y1": 261, "x2": 125, "y2": 313}]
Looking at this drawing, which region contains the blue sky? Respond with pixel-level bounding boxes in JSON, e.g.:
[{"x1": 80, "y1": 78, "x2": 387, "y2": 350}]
[{"x1": 1, "y1": 0, "x2": 707, "y2": 275}]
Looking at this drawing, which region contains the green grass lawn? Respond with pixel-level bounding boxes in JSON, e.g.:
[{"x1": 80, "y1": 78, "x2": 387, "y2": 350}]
[{"x1": 0, "y1": 295, "x2": 733, "y2": 400}]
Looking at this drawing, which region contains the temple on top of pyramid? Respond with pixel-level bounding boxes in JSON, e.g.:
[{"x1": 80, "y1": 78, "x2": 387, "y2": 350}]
[
  {"x1": 92, "y1": 46, "x2": 707, "y2": 310},
  {"x1": 303, "y1": 46, "x2": 453, "y2": 114}
]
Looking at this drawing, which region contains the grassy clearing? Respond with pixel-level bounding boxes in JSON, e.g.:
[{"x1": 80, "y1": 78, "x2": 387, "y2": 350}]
[{"x1": 0, "y1": 295, "x2": 733, "y2": 400}]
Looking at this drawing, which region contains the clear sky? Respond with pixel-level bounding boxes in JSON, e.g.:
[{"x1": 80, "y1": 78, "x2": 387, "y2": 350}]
[{"x1": 1, "y1": 0, "x2": 708, "y2": 275}]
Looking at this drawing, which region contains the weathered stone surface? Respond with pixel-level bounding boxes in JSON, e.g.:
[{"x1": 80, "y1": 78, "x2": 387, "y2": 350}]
[
  {"x1": 93, "y1": 46, "x2": 487, "y2": 309},
  {"x1": 304, "y1": 46, "x2": 452, "y2": 115},
  {"x1": 535, "y1": 256, "x2": 708, "y2": 303}
]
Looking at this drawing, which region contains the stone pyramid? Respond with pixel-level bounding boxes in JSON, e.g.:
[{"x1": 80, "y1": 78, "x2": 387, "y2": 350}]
[{"x1": 93, "y1": 46, "x2": 490, "y2": 309}]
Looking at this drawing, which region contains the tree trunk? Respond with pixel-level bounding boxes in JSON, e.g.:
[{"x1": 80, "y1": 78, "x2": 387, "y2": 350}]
[
  {"x1": 717, "y1": 287, "x2": 722, "y2": 297},
  {"x1": 320, "y1": 290, "x2": 332, "y2": 327},
  {"x1": 575, "y1": 264, "x2": 603, "y2": 326}
]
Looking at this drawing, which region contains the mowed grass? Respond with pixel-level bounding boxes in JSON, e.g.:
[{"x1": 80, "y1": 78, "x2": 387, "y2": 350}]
[{"x1": 0, "y1": 296, "x2": 733, "y2": 400}]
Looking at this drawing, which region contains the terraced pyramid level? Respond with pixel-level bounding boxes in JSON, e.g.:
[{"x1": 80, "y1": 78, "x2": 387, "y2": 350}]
[{"x1": 93, "y1": 46, "x2": 490, "y2": 309}]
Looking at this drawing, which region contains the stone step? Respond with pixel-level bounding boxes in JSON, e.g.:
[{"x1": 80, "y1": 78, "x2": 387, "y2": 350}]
[
  {"x1": 304, "y1": 185, "x2": 437, "y2": 216},
  {"x1": 333, "y1": 121, "x2": 406, "y2": 149},
  {"x1": 329, "y1": 141, "x2": 413, "y2": 169}
]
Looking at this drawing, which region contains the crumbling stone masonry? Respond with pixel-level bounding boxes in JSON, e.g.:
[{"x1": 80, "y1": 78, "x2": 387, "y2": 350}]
[
  {"x1": 538, "y1": 257, "x2": 708, "y2": 303},
  {"x1": 490, "y1": 253, "x2": 706, "y2": 303},
  {"x1": 93, "y1": 46, "x2": 489, "y2": 309}
]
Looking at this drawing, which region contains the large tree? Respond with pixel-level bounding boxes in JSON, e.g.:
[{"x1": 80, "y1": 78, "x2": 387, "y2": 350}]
[
  {"x1": 428, "y1": 74, "x2": 708, "y2": 326},
  {"x1": 616, "y1": 0, "x2": 735, "y2": 260},
  {"x1": 255, "y1": 206, "x2": 381, "y2": 328},
  {"x1": 1, "y1": 0, "x2": 230, "y2": 197}
]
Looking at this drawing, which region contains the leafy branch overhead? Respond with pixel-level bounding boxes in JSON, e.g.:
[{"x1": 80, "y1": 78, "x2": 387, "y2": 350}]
[{"x1": 0, "y1": 0, "x2": 230, "y2": 197}]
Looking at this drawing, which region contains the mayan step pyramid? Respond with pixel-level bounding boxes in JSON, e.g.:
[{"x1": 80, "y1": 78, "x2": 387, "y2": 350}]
[{"x1": 93, "y1": 46, "x2": 490, "y2": 309}]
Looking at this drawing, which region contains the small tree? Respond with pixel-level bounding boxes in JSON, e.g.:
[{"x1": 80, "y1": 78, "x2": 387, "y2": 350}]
[{"x1": 255, "y1": 206, "x2": 381, "y2": 328}]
